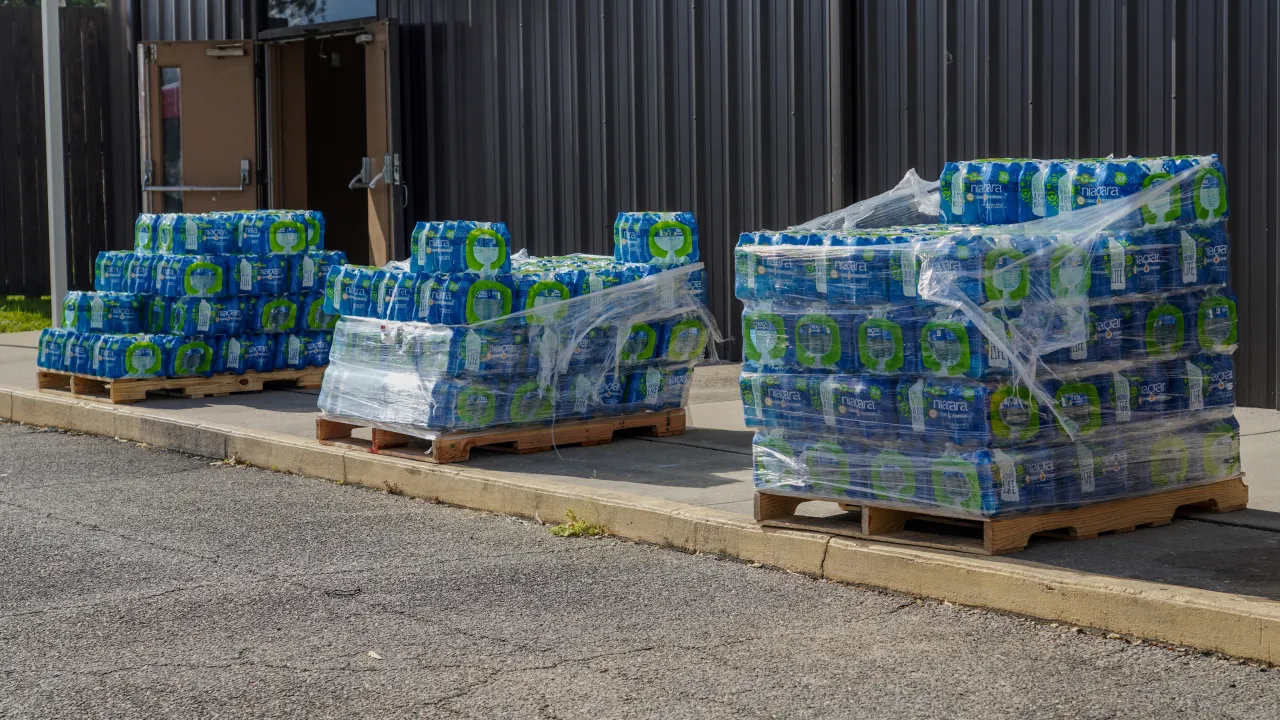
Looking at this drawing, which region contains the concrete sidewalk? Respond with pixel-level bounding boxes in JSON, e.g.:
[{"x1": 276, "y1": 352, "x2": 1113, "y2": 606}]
[{"x1": 4, "y1": 330, "x2": 1280, "y2": 661}]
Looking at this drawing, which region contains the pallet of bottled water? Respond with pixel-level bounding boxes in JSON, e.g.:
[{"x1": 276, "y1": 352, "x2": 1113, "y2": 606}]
[
  {"x1": 315, "y1": 213, "x2": 718, "y2": 450},
  {"x1": 740, "y1": 156, "x2": 1245, "y2": 541},
  {"x1": 36, "y1": 210, "x2": 341, "y2": 402}
]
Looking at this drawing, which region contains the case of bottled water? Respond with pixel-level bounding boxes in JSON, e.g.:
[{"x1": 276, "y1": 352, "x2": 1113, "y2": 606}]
[
  {"x1": 317, "y1": 217, "x2": 718, "y2": 439},
  {"x1": 744, "y1": 156, "x2": 1242, "y2": 518}
]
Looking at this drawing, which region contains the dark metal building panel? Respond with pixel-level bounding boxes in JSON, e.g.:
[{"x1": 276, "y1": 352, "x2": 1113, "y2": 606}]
[
  {"x1": 139, "y1": 0, "x2": 244, "y2": 41},
  {"x1": 850, "y1": 0, "x2": 1279, "y2": 407},
  {"x1": 383, "y1": 0, "x2": 849, "y2": 360}
]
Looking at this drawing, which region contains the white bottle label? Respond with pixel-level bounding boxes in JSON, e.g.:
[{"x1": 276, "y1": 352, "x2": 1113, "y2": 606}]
[
  {"x1": 1109, "y1": 239, "x2": 1126, "y2": 290},
  {"x1": 287, "y1": 336, "x2": 301, "y2": 365},
  {"x1": 240, "y1": 259, "x2": 254, "y2": 291},
  {"x1": 987, "y1": 316, "x2": 1009, "y2": 369},
  {"x1": 1070, "y1": 340, "x2": 1087, "y2": 361},
  {"x1": 197, "y1": 299, "x2": 212, "y2": 333},
  {"x1": 227, "y1": 338, "x2": 241, "y2": 369},
  {"x1": 1187, "y1": 360, "x2": 1204, "y2": 411},
  {"x1": 90, "y1": 296, "x2": 105, "y2": 330},
  {"x1": 1077, "y1": 444, "x2": 1096, "y2": 494},
  {"x1": 1181, "y1": 231, "x2": 1198, "y2": 283},
  {"x1": 573, "y1": 375, "x2": 593, "y2": 413},
  {"x1": 303, "y1": 256, "x2": 316, "y2": 288},
  {"x1": 900, "y1": 249, "x2": 918, "y2": 297},
  {"x1": 746, "y1": 251, "x2": 758, "y2": 291},
  {"x1": 185, "y1": 218, "x2": 199, "y2": 251},
  {"x1": 908, "y1": 378, "x2": 926, "y2": 432},
  {"x1": 951, "y1": 168, "x2": 965, "y2": 215},
  {"x1": 814, "y1": 250, "x2": 828, "y2": 296},
  {"x1": 820, "y1": 376, "x2": 837, "y2": 427},
  {"x1": 645, "y1": 367, "x2": 662, "y2": 405},
  {"x1": 1031, "y1": 168, "x2": 1047, "y2": 216},
  {"x1": 1112, "y1": 372, "x2": 1131, "y2": 422},
  {"x1": 995, "y1": 450, "x2": 1020, "y2": 502},
  {"x1": 464, "y1": 330, "x2": 482, "y2": 371},
  {"x1": 1059, "y1": 168, "x2": 1075, "y2": 215}
]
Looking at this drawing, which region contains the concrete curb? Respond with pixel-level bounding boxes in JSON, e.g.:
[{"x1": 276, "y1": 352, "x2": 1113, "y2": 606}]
[{"x1": 2, "y1": 386, "x2": 1277, "y2": 663}]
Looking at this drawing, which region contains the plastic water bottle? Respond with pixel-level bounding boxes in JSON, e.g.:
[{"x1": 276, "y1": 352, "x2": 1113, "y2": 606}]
[
  {"x1": 249, "y1": 296, "x2": 300, "y2": 334},
  {"x1": 1188, "y1": 289, "x2": 1237, "y2": 354},
  {"x1": 158, "y1": 336, "x2": 215, "y2": 378},
  {"x1": 134, "y1": 214, "x2": 160, "y2": 254},
  {"x1": 792, "y1": 308, "x2": 857, "y2": 372}
]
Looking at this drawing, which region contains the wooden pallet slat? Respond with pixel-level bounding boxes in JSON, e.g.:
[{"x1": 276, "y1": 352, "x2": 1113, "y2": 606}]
[
  {"x1": 755, "y1": 476, "x2": 1249, "y2": 555},
  {"x1": 317, "y1": 408, "x2": 687, "y2": 465},
  {"x1": 36, "y1": 367, "x2": 326, "y2": 404}
]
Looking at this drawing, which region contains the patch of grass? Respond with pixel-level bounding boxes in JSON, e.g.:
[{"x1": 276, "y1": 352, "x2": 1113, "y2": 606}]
[
  {"x1": 0, "y1": 296, "x2": 51, "y2": 333},
  {"x1": 549, "y1": 509, "x2": 606, "y2": 538}
]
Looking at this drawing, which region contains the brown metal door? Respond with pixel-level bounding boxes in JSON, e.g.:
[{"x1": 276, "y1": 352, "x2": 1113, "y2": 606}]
[
  {"x1": 362, "y1": 21, "x2": 400, "y2": 266},
  {"x1": 140, "y1": 41, "x2": 257, "y2": 214}
]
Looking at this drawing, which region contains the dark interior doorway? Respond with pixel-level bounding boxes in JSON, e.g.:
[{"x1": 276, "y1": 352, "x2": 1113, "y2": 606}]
[{"x1": 270, "y1": 34, "x2": 369, "y2": 265}]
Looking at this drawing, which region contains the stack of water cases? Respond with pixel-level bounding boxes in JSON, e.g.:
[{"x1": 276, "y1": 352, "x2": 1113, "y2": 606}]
[
  {"x1": 316, "y1": 213, "x2": 717, "y2": 435},
  {"x1": 36, "y1": 210, "x2": 343, "y2": 380},
  {"x1": 741, "y1": 155, "x2": 1241, "y2": 518}
]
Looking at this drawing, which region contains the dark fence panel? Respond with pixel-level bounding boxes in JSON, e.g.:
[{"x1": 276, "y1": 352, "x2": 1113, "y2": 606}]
[
  {"x1": 853, "y1": 0, "x2": 1279, "y2": 408},
  {"x1": 386, "y1": 0, "x2": 851, "y2": 361},
  {"x1": 0, "y1": 6, "x2": 113, "y2": 296}
]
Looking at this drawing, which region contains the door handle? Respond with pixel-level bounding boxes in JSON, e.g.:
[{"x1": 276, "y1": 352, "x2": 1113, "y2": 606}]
[
  {"x1": 348, "y1": 157, "x2": 373, "y2": 190},
  {"x1": 367, "y1": 154, "x2": 392, "y2": 190}
]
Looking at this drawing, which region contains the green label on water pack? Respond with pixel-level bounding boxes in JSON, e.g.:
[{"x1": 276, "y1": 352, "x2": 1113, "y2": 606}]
[
  {"x1": 647, "y1": 220, "x2": 693, "y2": 264},
  {"x1": 805, "y1": 441, "x2": 850, "y2": 493},
  {"x1": 509, "y1": 381, "x2": 553, "y2": 423},
  {"x1": 174, "y1": 341, "x2": 213, "y2": 376},
  {"x1": 921, "y1": 320, "x2": 970, "y2": 376},
  {"x1": 1140, "y1": 172, "x2": 1181, "y2": 225},
  {"x1": 308, "y1": 299, "x2": 337, "y2": 331},
  {"x1": 1201, "y1": 424, "x2": 1240, "y2": 480},
  {"x1": 1197, "y1": 296, "x2": 1237, "y2": 352},
  {"x1": 1150, "y1": 436, "x2": 1189, "y2": 487},
  {"x1": 466, "y1": 279, "x2": 513, "y2": 323},
  {"x1": 794, "y1": 314, "x2": 841, "y2": 369},
  {"x1": 124, "y1": 341, "x2": 162, "y2": 377},
  {"x1": 1049, "y1": 244, "x2": 1090, "y2": 298},
  {"x1": 261, "y1": 298, "x2": 298, "y2": 333},
  {"x1": 665, "y1": 319, "x2": 708, "y2": 362},
  {"x1": 743, "y1": 313, "x2": 786, "y2": 364},
  {"x1": 465, "y1": 228, "x2": 508, "y2": 272},
  {"x1": 858, "y1": 318, "x2": 904, "y2": 373},
  {"x1": 989, "y1": 384, "x2": 1039, "y2": 442},
  {"x1": 754, "y1": 436, "x2": 797, "y2": 487},
  {"x1": 871, "y1": 451, "x2": 916, "y2": 501},
  {"x1": 1054, "y1": 382, "x2": 1102, "y2": 437},
  {"x1": 622, "y1": 322, "x2": 658, "y2": 362},
  {"x1": 525, "y1": 280, "x2": 569, "y2": 323},
  {"x1": 455, "y1": 386, "x2": 498, "y2": 427},
  {"x1": 984, "y1": 248, "x2": 1029, "y2": 305},
  {"x1": 268, "y1": 220, "x2": 307, "y2": 253},
  {"x1": 184, "y1": 262, "x2": 224, "y2": 296},
  {"x1": 1193, "y1": 166, "x2": 1227, "y2": 220},
  {"x1": 931, "y1": 457, "x2": 981, "y2": 512}
]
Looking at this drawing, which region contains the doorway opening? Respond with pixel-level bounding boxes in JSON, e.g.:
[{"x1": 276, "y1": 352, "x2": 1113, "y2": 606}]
[{"x1": 267, "y1": 34, "x2": 370, "y2": 266}]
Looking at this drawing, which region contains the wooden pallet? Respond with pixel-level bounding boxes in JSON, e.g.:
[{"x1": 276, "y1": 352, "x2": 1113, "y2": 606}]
[
  {"x1": 756, "y1": 476, "x2": 1249, "y2": 555},
  {"x1": 36, "y1": 367, "x2": 326, "y2": 404},
  {"x1": 316, "y1": 407, "x2": 686, "y2": 464}
]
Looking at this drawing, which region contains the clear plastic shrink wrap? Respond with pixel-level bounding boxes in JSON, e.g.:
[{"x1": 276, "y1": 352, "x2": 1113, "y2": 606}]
[
  {"x1": 317, "y1": 215, "x2": 720, "y2": 438},
  {"x1": 742, "y1": 157, "x2": 1240, "y2": 517}
]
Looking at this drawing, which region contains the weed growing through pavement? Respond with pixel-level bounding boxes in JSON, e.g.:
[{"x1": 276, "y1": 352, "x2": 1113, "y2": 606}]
[{"x1": 550, "y1": 509, "x2": 606, "y2": 538}]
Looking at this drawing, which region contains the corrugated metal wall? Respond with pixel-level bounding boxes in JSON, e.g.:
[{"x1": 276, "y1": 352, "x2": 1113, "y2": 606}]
[
  {"x1": 386, "y1": 0, "x2": 851, "y2": 362},
  {"x1": 107, "y1": 0, "x2": 1280, "y2": 407},
  {"x1": 853, "y1": 0, "x2": 1279, "y2": 407}
]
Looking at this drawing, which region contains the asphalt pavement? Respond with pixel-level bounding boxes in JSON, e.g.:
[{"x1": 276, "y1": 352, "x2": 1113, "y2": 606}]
[{"x1": 2, "y1": 420, "x2": 1278, "y2": 719}]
